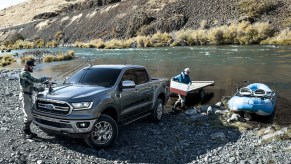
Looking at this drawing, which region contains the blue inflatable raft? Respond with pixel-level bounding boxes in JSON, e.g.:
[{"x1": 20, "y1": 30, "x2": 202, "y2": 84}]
[{"x1": 228, "y1": 83, "x2": 277, "y2": 116}]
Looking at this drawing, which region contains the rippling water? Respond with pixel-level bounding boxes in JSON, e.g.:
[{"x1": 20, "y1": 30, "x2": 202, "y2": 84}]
[{"x1": 3, "y1": 45, "x2": 291, "y2": 125}]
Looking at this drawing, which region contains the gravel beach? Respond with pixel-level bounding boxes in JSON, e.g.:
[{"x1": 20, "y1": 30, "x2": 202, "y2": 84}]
[{"x1": 0, "y1": 74, "x2": 290, "y2": 164}]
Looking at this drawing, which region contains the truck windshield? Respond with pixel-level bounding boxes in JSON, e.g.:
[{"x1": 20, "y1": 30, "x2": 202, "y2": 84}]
[{"x1": 66, "y1": 68, "x2": 122, "y2": 87}]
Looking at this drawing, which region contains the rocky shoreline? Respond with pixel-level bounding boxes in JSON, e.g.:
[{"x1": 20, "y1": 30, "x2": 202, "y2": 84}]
[{"x1": 0, "y1": 72, "x2": 290, "y2": 163}]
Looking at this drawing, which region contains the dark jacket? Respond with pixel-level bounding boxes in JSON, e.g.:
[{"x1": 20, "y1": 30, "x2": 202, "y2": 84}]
[{"x1": 19, "y1": 69, "x2": 47, "y2": 94}]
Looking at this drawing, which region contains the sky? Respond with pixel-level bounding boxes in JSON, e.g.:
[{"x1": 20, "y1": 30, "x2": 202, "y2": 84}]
[{"x1": 0, "y1": 0, "x2": 27, "y2": 10}]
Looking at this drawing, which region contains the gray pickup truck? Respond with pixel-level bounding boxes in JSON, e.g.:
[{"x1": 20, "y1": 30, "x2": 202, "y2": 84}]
[{"x1": 32, "y1": 65, "x2": 169, "y2": 148}]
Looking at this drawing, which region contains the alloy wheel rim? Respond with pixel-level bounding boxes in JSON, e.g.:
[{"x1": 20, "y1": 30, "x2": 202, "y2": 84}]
[{"x1": 92, "y1": 121, "x2": 113, "y2": 144}]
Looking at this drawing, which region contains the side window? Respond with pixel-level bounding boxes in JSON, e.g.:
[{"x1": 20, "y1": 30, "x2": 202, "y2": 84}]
[
  {"x1": 135, "y1": 69, "x2": 149, "y2": 85},
  {"x1": 121, "y1": 70, "x2": 135, "y2": 82}
]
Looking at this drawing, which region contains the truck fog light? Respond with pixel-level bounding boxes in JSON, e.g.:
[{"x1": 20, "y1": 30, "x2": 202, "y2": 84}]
[{"x1": 77, "y1": 122, "x2": 90, "y2": 128}]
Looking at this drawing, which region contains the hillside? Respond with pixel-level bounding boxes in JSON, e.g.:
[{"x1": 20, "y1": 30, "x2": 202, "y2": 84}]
[{"x1": 0, "y1": 0, "x2": 290, "y2": 44}]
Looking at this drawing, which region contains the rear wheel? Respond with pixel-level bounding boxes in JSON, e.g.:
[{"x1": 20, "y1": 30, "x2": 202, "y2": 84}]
[
  {"x1": 84, "y1": 114, "x2": 118, "y2": 149},
  {"x1": 151, "y1": 98, "x2": 164, "y2": 122}
]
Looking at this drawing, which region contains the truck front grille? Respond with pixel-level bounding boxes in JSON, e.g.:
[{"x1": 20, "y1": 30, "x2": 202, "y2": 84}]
[{"x1": 35, "y1": 99, "x2": 71, "y2": 115}]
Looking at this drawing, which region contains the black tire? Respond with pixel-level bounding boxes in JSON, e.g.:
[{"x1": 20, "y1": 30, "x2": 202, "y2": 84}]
[
  {"x1": 84, "y1": 114, "x2": 118, "y2": 149},
  {"x1": 151, "y1": 98, "x2": 164, "y2": 122}
]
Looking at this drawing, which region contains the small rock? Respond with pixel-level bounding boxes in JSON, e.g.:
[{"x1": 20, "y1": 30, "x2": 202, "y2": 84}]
[
  {"x1": 227, "y1": 113, "x2": 241, "y2": 123},
  {"x1": 229, "y1": 157, "x2": 236, "y2": 163},
  {"x1": 210, "y1": 132, "x2": 226, "y2": 141},
  {"x1": 185, "y1": 108, "x2": 197, "y2": 116},
  {"x1": 207, "y1": 106, "x2": 213, "y2": 115},
  {"x1": 37, "y1": 160, "x2": 43, "y2": 164},
  {"x1": 200, "y1": 105, "x2": 209, "y2": 113},
  {"x1": 190, "y1": 114, "x2": 205, "y2": 120},
  {"x1": 215, "y1": 102, "x2": 222, "y2": 107}
]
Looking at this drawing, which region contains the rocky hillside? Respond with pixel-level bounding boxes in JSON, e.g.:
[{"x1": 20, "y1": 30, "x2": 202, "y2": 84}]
[{"x1": 0, "y1": 0, "x2": 290, "y2": 43}]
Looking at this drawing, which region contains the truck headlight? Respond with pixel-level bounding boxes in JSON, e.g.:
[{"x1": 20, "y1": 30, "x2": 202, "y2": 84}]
[{"x1": 71, "y1": 102, "x2": 93, "y2": 110}]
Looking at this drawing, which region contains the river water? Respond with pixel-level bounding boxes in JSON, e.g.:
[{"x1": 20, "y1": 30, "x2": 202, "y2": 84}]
[{"x1": 3, "y1": 45, "x2": 291, "y2": 125}]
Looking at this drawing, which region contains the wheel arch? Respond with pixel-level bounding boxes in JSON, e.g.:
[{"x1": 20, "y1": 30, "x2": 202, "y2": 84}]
[{"x1": 100, "y1": 106, "x2": 118, "y2": 122}]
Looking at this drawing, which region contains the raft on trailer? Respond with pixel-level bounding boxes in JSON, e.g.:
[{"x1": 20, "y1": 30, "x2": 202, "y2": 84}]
[
  {"x1": 228, "y1": 83, "x2": 277, "y2": 117},
  {"x1": 170, "y1": 80, "x2": 215, "y2": 96}
]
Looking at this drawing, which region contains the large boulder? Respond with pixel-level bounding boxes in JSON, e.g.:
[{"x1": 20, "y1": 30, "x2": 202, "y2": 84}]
[
  {"x1": 3, "y1": 32, "x2": 24, "y2": 43},
  {"x1": 32, "y1": 12, "x2": 60, "y2": 20}
]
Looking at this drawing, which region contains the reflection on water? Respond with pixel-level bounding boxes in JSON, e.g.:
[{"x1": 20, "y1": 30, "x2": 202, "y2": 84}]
[{"x1": 4, "y1": 45, "x2": 291, "y2": 125}]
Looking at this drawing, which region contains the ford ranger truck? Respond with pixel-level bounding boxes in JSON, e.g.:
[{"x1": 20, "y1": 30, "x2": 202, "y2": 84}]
[{"x1": 32, "y1": 65, "x2": 169, "y2": 148}]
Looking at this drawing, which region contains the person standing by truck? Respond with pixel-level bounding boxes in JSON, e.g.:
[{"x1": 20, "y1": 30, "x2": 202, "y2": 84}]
[
  {"x1": 172, "y1": 68, "x2": 192, "y2": 110},
  {"x1": 19, "y1": 59, "x2": 51, "y2": 139}
]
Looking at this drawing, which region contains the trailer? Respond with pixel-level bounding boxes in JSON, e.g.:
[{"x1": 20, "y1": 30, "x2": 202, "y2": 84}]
[{"x1": 170, "y1": 80, "x2": 215, "y2": 96}]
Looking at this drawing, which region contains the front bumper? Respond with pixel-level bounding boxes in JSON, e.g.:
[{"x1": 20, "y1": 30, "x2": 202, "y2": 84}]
[{"x1": 33, "y1": 114, "x2": 97, "y2": 134}]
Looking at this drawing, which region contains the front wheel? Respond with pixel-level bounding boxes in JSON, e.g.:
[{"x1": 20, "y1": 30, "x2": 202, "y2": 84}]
[
  {"x1": 84, "y1": 114, "x2": 118, "y2": 149},
  {"x1": 151, "y1": 98, "x2": 164, "y2": 122}
]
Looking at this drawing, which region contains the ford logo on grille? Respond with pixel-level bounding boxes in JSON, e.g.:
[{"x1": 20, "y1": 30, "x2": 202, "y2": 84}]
[{"x1": 45, "y1": 104, "x2": 55, "y2": 110}]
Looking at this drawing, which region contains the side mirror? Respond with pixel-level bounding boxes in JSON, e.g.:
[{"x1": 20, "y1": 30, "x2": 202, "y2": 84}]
[
  {"x1": 121, "y1": 80, "x2": 135, "y2": 89},
  {"x1": 63, "y1": 77, "x2": 69, "y2": 84}
]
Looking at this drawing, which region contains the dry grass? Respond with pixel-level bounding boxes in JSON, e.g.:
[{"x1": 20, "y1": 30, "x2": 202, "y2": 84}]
[
  {"x1": 0, "y1": 54, "x2": 16, "y2": 67},
  {"x1": 171, "y1": 29, "x2": 196, "y2": 46},
  {"x1": 229, "y1": 121, "x2": 253, "y2": 132},
  {"x1": 260, "y1": 28, "x2": 291, "y2": 45},
  {"x1": 208, "y1": 27, "x2": 224, "y2": 45},
  {"x1": 43, "y1": 55, "x2": 55, "y2": 62},
  {"x1": 150, "y1": 31, "x2": 172, "y2": 47},
  {"x1": 72, "y1": 21, "x2": 283, "y2": 48},
  {"x1": 135, "y1": 35, "x2": 152, "y2": 48},
  {"x1": 35, "y1": 39, "x2": 45, "y2": 48},
  {"x1": 13, "y1": 40, "x2": 34, "y2": 49},
  {"x1": 20, "y1": 55, "x2": 35, "y2": 64},
  {"x1": 46, "y1": 40, "x2": 58, "y2": 48},
  {"x1": 199, "y1": 20, "x2": 208, "y2": 29},
  {"x1": 238, "y1": 0, "x2": 278, "y2": 17},
  {"x1": 104, "y1": 39, "x2": 123, "y2": 49},
  {"x1": 43, "y1": 50, "x2": 75, "y2": 62},
  {"x1": 55, "y1": 31, "x2": 64, "y2": 42}
]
